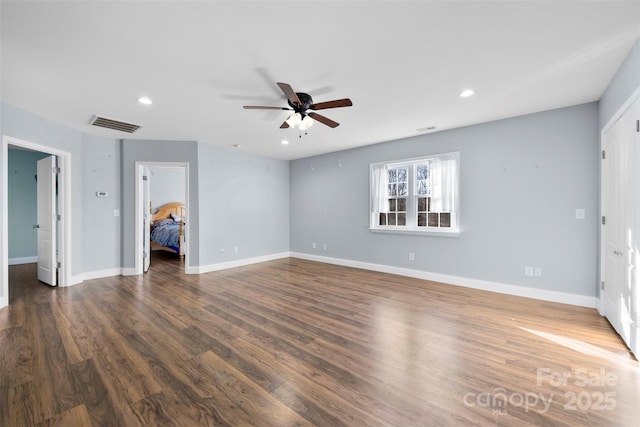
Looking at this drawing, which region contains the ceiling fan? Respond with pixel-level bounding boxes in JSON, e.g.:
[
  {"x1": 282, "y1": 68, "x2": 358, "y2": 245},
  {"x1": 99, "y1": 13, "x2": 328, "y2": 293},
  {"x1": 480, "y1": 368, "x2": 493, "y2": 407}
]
[{"x1": 243, "y1": 82, "x2": 353, "y2": 130}]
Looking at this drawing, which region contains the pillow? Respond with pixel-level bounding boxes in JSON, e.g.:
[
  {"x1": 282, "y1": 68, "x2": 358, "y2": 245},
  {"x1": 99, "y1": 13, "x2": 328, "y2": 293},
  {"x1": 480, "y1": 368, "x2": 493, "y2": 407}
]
[
  {"x1": 153, "y1": 218, "x2": 175, "y2": 227},
  {"x1": 170, "y1": 213, "x2": 182, "y2": 222}
]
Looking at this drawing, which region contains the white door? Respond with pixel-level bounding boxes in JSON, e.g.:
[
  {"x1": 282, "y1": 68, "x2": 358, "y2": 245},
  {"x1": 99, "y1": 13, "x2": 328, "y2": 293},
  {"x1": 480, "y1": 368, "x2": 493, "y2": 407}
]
[
  {"x1": 601, "y1": 96, "x2": 640, "y2": 357},
  {"x1": 143, "y1": 167, "x2": 151, "y2": 272},
  {"x1": 36, "y1": 155, "x2": 57, "y2": 286}
]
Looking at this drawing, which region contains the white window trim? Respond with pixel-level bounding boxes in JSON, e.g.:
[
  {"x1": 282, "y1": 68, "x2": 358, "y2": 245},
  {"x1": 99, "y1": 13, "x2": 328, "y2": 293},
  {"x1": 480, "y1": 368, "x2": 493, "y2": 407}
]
[{"x1": 369, "y1": 152, "x2": 460, "y2": 236}]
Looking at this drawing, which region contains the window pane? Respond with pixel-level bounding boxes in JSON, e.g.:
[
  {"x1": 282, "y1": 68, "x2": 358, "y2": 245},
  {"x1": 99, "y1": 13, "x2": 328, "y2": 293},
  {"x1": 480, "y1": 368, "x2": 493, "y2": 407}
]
[
  {"x1": 397, "y1": 213, "x2": 406, "y2": 226},
  {"x1": 440, "y1": 213, "x2": 451, "y2": 227},
  {"x1": 388, "y1": 184, "x2": 397, "y2": 196},
  {"x1": 428, "y1": 212, "x2": 439, "y2": 227},
  {"x1": 418, "y1": 213, "x2": 426, "y2": 227},
  {"x1": 379, "y1": 213, "x2": 387, "y2": 226},
  {"x1": 418, "y1": 197, "x2": 426, "y2": 212},
  {"x1": 417, "y1": 180, "x2": 428, "y2": 195},
  {"x1": 397, "y1": 198, "x2": 406, "y2": 211},
  {"x1": 417, "y1": 164, "x2": 429, "y2": 180},
  {"x1": 388, "y1": 213, "x2": 397, "y2": 226},
  {"x1": 398, "y1": 182, "x2": 407, "y2": 196},
  {"x1": 397, "y1": 168, "x2": 407, "y2": 182},
  {"x1": 389, "y1": 198, "x2": 397, "y2": 212},
  {"x1": 388, "y1": 168, "x2": 397, "y2": 183}
]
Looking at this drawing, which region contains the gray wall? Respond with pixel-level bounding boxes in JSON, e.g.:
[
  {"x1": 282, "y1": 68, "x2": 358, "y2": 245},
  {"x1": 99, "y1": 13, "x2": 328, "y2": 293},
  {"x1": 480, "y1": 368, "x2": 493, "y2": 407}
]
[
  {"x1": 197, "y1": 143, "x2": 290, "y2": 266},
  {"x1": 81, "y1": 134, "x2": 121, "y2": 272},
  {"x1": 149, "y1": 166, "x2": 185, "y2": 209},
  {"x1": 121, "y1": 139, "x2": 200, "y2": 268},
  {"x1": 290, "y1": 103, "x2": 599, "y2": 297},
  {"x1": 599, "y1": 37, "x2": 640, "y2": 129},
  {"x1": 7, "y1": 148, "x2": 49, "y2": 259}
]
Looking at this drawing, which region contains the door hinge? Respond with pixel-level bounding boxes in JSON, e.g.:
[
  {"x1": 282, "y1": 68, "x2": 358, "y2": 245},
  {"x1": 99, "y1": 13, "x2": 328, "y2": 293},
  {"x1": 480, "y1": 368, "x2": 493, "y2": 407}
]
[
  {"x1": 56, "y1": 214, "x2": 61, "y2": 221},
  {"x1": 143, "y1": 251, "x2": 147, "y2": 258},
  {"x1": 636, "y1": 119, "x2": 639, "y2": 132},
  {"x1": 601, "y1": 281, "x2": 605, "y2": 290},
  {"x1": 602, "y1": 215, "x2": 606, "y2": 225},
  {"x1": 142, "y1": 175, "x2": 148, "y2": 181},
  {"x1": 602, "y1": 150, "x2": 606, "y2": 160},
  {"x1": 53, "y1": 167, "x2": 61, "y2": 174},
  {"x1": 56, "y1": 261, "x2": 61, "y2": 268}
]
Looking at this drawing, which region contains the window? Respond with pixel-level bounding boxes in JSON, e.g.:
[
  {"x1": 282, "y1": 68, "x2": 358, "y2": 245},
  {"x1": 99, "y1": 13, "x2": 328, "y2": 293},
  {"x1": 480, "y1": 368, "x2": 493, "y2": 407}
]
[{"x1": 370, "y1": 152, "x2": 459, "y2": 234}]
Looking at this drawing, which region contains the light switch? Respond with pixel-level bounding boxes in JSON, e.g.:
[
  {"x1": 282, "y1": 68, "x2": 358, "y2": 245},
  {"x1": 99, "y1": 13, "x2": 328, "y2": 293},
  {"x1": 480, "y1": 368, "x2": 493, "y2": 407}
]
[
  {"x1": 114, "y1": 209, "x2": 120, "y2": 217},
  {"x1": 575, "y1": 208, "x2": 585, "y2": 220}
]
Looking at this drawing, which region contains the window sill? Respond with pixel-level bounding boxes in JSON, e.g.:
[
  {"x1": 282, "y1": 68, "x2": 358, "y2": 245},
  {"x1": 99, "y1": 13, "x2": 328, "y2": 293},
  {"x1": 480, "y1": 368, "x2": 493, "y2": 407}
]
[{"x1": 369, "y1": 227, "x2": 460, "y2": 237}]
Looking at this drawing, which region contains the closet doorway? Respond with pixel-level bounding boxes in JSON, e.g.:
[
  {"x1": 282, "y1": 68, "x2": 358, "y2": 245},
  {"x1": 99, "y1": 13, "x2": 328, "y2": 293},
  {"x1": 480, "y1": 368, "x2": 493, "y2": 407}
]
[
  {"x1": 600, "y1": 92, "x2": 640, "y2": 358},
  {"x1": 2, "y1": 136, "x2": 72, "y2": 308},
  {"x1": 134, "y1": 162, "x2": 189, "y2": 275}
]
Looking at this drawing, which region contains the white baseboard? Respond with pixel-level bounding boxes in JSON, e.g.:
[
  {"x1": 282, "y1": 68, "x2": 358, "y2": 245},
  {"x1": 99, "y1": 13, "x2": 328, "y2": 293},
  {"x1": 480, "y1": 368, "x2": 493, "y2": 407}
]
[
  {"x1": 121, "y1": 268, "x2": 138, "y2": 276},
  {"x1": 8, "y1": 256, "x2": 37, "y2": 265},
  {"x1": 194, "y1": 252, "x2": 290, "y2": 274},
  {"x1": 290, "y1": 252, "x2": 597, "y2": 308},
  {"x1": 81, "y1": 268, "x2": 123, "y2": 281}
]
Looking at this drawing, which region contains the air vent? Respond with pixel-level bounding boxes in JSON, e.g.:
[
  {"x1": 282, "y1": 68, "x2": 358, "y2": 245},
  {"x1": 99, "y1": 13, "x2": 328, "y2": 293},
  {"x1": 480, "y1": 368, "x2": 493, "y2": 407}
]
[{"x1": 89, "y1": 115, "x2": 142, "y2": 133}]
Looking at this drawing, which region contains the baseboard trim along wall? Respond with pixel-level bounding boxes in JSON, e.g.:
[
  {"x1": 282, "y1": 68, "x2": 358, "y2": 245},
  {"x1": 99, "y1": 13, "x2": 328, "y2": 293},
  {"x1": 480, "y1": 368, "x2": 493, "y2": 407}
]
[
  {"x1": 192, "y1": 252, "x2": 290, "y2": 274},
  {"x1": 8, "y1": 256, "x2": 37, "y2": 265},
  {"x1": 290, "y1": 252, "x2": 597, "y2": 308}
]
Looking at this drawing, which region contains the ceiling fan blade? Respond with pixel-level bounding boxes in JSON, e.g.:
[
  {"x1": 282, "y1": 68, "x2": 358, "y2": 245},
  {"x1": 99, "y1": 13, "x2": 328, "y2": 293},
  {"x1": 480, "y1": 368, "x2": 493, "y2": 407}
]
[
  {"x1": 243, "y1": 105, "x2": 291, "y2": 110},
  {"x1": 308, "y1": 112, "x2": 339, "y2": 128},
  {"x1": 280, "y1": 120, "x2": 290, "y2": 129},
  {"x1": 310, "y1": 98, "x2": 353, "y2": 110},
  {"x1": 277, "y1": 82, "x2": 301, "y2": 106}
]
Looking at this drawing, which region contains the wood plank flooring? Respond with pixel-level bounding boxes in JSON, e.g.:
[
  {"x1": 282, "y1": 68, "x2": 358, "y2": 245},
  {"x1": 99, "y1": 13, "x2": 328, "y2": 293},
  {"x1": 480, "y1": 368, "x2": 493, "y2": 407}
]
[{"x1": 1, "y1": 253, "x2": 639, "y2": 426}]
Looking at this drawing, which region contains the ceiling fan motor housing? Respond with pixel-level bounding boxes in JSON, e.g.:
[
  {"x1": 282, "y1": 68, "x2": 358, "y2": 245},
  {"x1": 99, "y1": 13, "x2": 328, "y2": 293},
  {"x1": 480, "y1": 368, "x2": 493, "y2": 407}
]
[{"x1": 289, "y1": 92, "x2": 313, "y2": 113}]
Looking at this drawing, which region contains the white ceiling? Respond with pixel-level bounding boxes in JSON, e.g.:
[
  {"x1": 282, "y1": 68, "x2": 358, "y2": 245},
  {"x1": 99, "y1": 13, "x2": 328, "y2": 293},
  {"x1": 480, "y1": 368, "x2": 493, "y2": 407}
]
[{"x1": 2, "y1": 1, "x2": 639, "y2": 160}]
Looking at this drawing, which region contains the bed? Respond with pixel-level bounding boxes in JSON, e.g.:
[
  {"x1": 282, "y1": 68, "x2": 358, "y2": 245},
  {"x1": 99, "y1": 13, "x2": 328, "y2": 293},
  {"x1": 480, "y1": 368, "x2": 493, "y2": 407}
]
[{"x1": 150, "y1": 202, "x2": 186, "y2": 256}]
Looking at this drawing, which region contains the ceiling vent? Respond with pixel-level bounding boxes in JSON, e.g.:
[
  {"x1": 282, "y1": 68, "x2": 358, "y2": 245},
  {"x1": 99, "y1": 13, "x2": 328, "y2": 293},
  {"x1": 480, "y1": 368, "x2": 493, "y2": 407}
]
[{"x1": 89, "y1": 115, "x2": 142, "y2": 133}]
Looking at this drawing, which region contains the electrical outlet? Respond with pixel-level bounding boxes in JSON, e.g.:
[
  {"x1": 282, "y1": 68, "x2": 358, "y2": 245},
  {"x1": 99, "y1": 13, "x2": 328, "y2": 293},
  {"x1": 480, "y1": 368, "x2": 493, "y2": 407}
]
[
  {"x1": 323, "y1": 243, "x2": 328, "y2": 250},
  {"x1": 525, "y1": 266, "x2": 534, "y2": 277},
  {"x1": 220, "y1": 248, "x2": 225, "y2": 254},
  {"x1": 534, "y1": 267, "x2": 542, "y2": 277},
  {"x1": 408, "y1": 252, "x2": 415, "y2": 261},
  {"x1": 233, "y1": 246, "x2": 238, "y2": 254},
  {"x1": 312, "y1": 242, "x2": 316, "y2": 249}
]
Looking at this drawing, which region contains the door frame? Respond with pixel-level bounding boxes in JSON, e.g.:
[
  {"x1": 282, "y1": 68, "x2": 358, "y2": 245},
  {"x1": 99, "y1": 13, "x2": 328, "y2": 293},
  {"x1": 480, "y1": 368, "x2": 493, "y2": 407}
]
[
  {"x1": 134, "y1": 161, "x2": 189, "y2": 275},
  {"x1": 2, "y1": 135, "x2": 72, "y2": 307}
]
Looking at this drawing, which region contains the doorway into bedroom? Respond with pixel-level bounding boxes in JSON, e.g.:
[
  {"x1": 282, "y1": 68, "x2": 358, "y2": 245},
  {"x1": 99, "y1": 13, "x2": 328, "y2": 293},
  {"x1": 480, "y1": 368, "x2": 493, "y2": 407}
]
[{"x1": 135, "y1": 162, "x2": 188, "y2": 275}]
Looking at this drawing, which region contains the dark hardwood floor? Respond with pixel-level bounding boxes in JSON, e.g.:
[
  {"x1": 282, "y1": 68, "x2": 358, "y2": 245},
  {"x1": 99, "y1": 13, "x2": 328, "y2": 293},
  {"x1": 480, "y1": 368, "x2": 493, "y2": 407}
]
[{"x1": 1, "y1": 254, "x2": 638, "y2": 426}]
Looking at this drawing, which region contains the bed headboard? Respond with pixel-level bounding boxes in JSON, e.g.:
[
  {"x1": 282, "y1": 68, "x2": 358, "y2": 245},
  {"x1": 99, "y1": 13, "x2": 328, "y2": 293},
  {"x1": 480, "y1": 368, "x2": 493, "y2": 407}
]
[{"x1": 151, "y1": 202, "x2": 186, "y2": 222}]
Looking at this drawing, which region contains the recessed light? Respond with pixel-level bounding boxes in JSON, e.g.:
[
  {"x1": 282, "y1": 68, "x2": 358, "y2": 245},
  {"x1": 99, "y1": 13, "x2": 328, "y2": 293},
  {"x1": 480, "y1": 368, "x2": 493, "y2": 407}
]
[
  {"x1": 460, "y1": 89, "x2": 474, "y2": 98},
  {"x1": 137, "y1": 96, "x2": 153, "y2": 105},
  {"x1": 281, "y1": 140, "x2": 289, "y2": 145},
  {"x1": 232, "y1": 144, "x2": 241, "y2": 148}
]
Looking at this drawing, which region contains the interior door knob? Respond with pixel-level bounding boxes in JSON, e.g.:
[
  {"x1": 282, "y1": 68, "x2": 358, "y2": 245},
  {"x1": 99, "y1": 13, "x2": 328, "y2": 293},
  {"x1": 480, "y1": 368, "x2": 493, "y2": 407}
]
[{"x1": 33, "y1": 224, "x2": 39, "y2": 229}]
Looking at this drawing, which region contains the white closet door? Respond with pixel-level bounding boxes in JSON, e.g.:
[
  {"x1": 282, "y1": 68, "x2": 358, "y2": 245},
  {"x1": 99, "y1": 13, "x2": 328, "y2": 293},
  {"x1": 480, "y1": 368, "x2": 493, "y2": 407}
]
[
  {"x1": 601, "y1": 96, "x2": 639, "y2": 357},
  {"x1": 36, "y1": 155, "x2": 57, "y2": 286}
]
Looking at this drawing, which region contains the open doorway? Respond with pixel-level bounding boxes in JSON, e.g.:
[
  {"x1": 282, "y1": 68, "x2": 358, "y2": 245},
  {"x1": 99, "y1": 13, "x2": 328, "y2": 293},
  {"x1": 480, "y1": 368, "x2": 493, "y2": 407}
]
[
  {"x1": 2, "y1": 136, "x2": 72, "y2": 308},
  {"x1": 134, "y1": 162, "x2": 189, "y2": 275}
]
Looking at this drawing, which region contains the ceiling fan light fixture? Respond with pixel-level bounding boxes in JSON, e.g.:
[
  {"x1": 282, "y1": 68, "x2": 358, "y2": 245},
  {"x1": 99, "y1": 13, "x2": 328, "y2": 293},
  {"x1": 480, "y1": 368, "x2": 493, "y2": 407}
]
[
  {"x1": 299, "y1": 115, "x2": 314, "y2": 131},
  {"x1": 286, "y1": 112, "x2": 302, "y2": 127}
]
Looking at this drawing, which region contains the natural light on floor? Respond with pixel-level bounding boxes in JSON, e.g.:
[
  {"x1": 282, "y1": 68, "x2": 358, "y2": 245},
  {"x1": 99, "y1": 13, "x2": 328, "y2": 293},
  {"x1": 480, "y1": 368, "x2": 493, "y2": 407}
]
[{"x1": 520, "y1": 327, "x2": 638, "y2": 369}]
